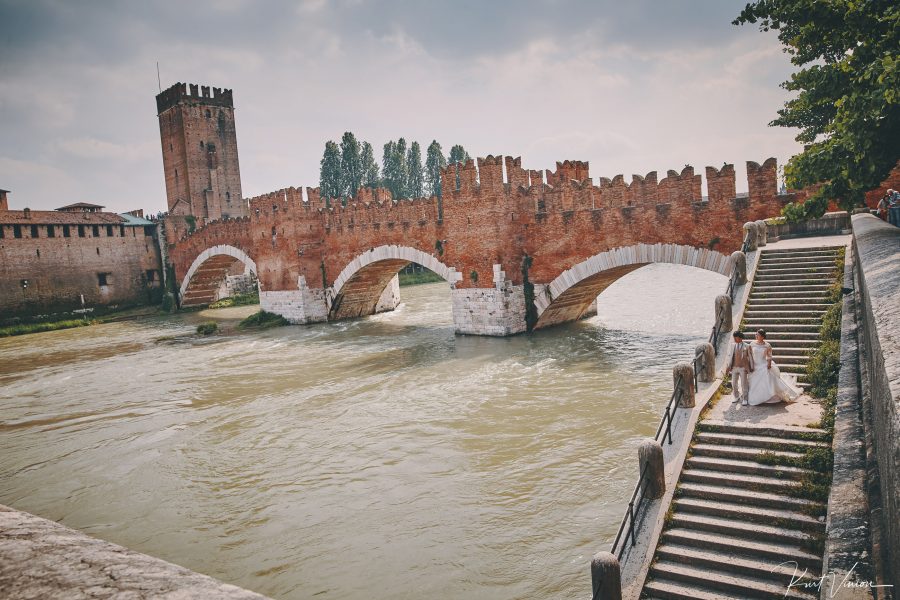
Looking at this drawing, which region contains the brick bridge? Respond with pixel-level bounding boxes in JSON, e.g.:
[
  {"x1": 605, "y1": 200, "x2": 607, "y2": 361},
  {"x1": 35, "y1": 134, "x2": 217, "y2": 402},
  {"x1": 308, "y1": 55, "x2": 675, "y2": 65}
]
[{"x1": 169, "y1": 155, "x2": 790, "y2": 335}]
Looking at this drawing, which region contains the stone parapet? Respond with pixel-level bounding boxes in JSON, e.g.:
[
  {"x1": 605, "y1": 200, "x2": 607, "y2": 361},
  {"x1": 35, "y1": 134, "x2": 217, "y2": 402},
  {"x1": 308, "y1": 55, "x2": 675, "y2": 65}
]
[{"x1": 851, "y1": 213, "x2": 900, "y2": 592}]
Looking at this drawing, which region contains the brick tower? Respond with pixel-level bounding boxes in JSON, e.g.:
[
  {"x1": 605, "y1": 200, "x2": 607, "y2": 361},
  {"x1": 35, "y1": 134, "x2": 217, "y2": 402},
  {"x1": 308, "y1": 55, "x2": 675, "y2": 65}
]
[{"x1": 156, "y1": 83, "x2": 245, "y2": 227}]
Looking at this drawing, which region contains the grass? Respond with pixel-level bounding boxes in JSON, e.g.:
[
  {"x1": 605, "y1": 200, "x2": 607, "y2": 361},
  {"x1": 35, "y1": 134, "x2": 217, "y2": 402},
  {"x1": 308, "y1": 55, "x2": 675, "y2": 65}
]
[
  {"x1": 238, "y1": 310, "x2": 289, "y2": 330},
  {"x1": 208, "y1": 292, "x2": 260, "y2": 309},
  {"x1": 0, "y1": 319, "x2": 94, "y2": 337},
  {"x1": 398, "y1": 269, "x2": 444, "y2": 286}
]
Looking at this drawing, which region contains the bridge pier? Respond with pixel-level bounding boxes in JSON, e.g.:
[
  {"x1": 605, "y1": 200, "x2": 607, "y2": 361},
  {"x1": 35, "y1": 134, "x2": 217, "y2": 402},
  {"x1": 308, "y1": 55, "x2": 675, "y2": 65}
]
[
  {"x1": 451, "y1": 265, "x2": 528, "y2": 336},
  {"x1": 259, "y1": 276, "x2": 328, "y2": 324}
]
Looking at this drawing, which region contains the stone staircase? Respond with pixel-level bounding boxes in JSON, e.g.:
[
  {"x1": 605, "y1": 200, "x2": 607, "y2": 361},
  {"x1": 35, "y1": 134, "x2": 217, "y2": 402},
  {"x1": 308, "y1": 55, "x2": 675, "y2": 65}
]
[
  {"x1": 640, "y1": 246, "x2": 843, "y2": 599},
  {"x1": 743, "y1": 246, "x2": 843, "y2": 389},
  {"x1": 180, "y1": 254, "x2": 238, "y2": 307}
]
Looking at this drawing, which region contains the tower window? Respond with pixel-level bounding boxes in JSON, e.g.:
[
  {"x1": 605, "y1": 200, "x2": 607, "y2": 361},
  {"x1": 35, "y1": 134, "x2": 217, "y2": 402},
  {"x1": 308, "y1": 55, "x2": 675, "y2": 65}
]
[
  {"x1": 200, "y1": 141, "x2": 204, "y2": 149},
  {"x1": 120, "y1": 225, "x2": 125, "y2": 237},
  {"x1": 226, "y1": 192, "x2": 231, "y2": 200},
  {"x1": 106, "y1": 225, "x2": 114, "y2": 237},
  {"x1": 47, "y1": 225, "x2": 55, "y2": 238},
  {"x1": 63, "y1": 225, "x2": 70, "y2": 238},
  {"x1": 97, "y1": 273, "x2": 108, "y2": 286},
  {"x1": 78, "y1": 225, "x2": 85, "y2": 237},
  {"x1": 30, "y1": 225, "x2": 39, "y2": 238},
  {"x1": 13, "y1": 225, "x2": 21, "y2": 238},
  {"x1": 92, "y1": 225, "x2": 100, "y2": 237}
]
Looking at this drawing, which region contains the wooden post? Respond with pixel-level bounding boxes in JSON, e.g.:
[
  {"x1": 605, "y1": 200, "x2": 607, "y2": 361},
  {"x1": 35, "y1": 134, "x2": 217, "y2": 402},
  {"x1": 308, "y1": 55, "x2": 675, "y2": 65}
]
[
  {"x1": 673, "y1": 362, "x2": 695, "y2": 407},
  {"x1": 743, "y1": 221, "x2": 758, "y2": 251},
  {"x1": 591, "y1": 551, "x2": 622, "y2": 600},
  {"x1": 638, "y1": 439, "x2": 665, "y2": 499},
  {"x1": 694, "y1": 342, "x2": 715, "y2": 383},
  {"x1": 730, "y1": 250, "x2": 747, "y2": 286}
]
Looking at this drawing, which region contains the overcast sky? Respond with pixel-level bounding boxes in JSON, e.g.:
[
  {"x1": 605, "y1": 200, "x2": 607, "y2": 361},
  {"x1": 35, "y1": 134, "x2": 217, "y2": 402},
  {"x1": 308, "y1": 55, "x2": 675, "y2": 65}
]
[{"x1": 0, "y1": 0, "x2": 801, "y2": 213}]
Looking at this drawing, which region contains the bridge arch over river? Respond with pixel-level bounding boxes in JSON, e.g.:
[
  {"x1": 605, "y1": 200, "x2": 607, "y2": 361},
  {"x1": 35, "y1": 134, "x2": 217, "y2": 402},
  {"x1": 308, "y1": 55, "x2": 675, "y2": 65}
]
[
  {"x1": 167, "y1": 154, "x2": 788, "y2": 335},
  {"x1": 179, "y1": 244, "x2": 258, "y2": 308}
]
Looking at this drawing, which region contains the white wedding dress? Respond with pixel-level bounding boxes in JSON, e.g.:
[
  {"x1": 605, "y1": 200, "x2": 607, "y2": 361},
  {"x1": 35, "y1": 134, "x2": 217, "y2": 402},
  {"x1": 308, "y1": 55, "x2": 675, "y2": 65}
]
[{"x1": 747, "y1": 341, "x2": 802, "y2": 405}]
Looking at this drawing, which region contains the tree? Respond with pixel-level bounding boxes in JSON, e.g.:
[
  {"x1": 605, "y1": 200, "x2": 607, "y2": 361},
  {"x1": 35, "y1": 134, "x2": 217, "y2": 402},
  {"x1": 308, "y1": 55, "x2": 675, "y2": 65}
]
[
  {"x1": 319, "y1": 141, "x2": 342, "y2": 206},
  {"x1": 382, "y1": 140, "x2": 401, "y2": 198},
  {"x1": 425, "y1": 140, "x2": 447, "y2": 197},
  {"x1": 406, "y1": 141, "x2": 424, "y2": 198},
  {"x1": 734, "y1": 1, "x2": 899, "y2": 217},
  {"x1": 339, "y1": 132, "x2": 362, "y2": 199},
  {"x1": 448, "y1": 144, "x2": 471, "y2": 166},
  {"x1": 395, "y1": 138, "x2": 409, "y2": 199},
  {"x1": 361, "y1": 141, "x2": 379, "y2": 189}
]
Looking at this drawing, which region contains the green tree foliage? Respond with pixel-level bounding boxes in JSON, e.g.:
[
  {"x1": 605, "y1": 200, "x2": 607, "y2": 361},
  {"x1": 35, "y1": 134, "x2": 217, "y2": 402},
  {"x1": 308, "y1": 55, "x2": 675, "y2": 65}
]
[
  {"x1": 448, "y1": 144, "x2": 471, "y2": 165},
  {"x1": 734, "y1": 1, "x2": 899, "y2": 217},
  {"x1": 425, "y1": 140, "x2": 447, "y2": 198},
  {"x1": 382, "y1": 140, "x2": 401, "y2": 198},
  {"x1": 319, "y1": 140, "x2": 342, "y2": 205},
  {"x1": 339, "y1": 131, "x2": 362, "y2": 199},
  {"x1": 395, "y1": 138, "x2": 409, "y2": 199},
  {"x1": 361, "y1": 141, "x2": 379, "y2": 189},
  {"x1": 406, "y1": 141, "x2": 424, "y2": 198}
]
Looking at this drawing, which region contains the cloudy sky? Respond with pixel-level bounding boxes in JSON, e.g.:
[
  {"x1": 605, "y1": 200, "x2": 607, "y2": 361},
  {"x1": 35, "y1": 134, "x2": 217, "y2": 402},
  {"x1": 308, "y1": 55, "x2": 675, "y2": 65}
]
[{"x1": 0, "y1": 0, "x2": 801, "y2": 214}]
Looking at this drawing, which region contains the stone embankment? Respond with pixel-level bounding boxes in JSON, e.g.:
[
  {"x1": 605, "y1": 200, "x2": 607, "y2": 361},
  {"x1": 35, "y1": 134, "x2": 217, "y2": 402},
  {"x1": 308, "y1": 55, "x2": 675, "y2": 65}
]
[{"x1": 0, "y1": 504, "x2": 268, "y2": 599}]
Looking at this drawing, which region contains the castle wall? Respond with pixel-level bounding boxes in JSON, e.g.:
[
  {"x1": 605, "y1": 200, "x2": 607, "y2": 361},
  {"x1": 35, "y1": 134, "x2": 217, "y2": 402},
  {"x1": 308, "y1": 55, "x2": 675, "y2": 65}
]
[{"x1": 0, "y1": 219, "x2": 162, "y2": 320}]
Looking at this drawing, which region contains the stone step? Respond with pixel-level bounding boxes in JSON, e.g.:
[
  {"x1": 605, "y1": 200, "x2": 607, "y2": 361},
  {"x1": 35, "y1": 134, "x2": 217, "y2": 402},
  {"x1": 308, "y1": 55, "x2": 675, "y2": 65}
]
[
  {"x1": 699, "y1": 420, "x2": 830, "y2": 441},
  {"x1": 655, "y1": 544, "x2": 820, "y2": 588},
  {"x1": 695, "y1": 431, "x2": 829, "y2": 451},
  {"x1": 749, "y1": 292, "x2": 831, "y2": 301},
  {"x1": 674, "y1": 497, "x2": 825, "y2": 533},
  {"x1": 741, "y1": 323, "x2": 822, "y2": 333},
  {"x1": 744, "y1": 304, "x2": 828, "y2": 321},
  {"x1": 758, "y1": 332, "x2": 821, "y2": 341},
  {"x1": 751, "y1": 284, "x2": 832, "y2": 294},
  {"x1": 751, "y1": 278, "x2": 833, "y2": 288},
  {"x1": 662, "y1": 528, "x2": 822, "y2": 571},
  {"x1": 679, "y1": 481, "x2": 820, "y2": 512},
  {"x1": 691, "y1": 443, "x2": 806, "y2": 462},
  {"x1": 668, "y1": 513, "x2": 818, "y2": 549},
  {"x1": 648, "y1": 561, "x2": 817, "y2": 599},
  {"x1": 643, "y1": 578, "x2": 731, "y2": 600},
  {"x1": 758, "y1": 257, "x2": 839, "y2": 266},
  {"x1": 679, "y1": 466, "x2": 799, "y2": 494},
  {"x1": 760, "y1": 248, "x2": 842, "y2": 257},
  {"x1": 768, "y1": 346, "x2": 815, "y2": 356},
  {"x1": 685, "y1": 455, "x2": 813, "y2": 478},
  {"x1": 755, "y1": 267, "x2": 835, "y2": 278},
  {"x1": 744, "y1": 304, "x2": 833, "y2": 313}
]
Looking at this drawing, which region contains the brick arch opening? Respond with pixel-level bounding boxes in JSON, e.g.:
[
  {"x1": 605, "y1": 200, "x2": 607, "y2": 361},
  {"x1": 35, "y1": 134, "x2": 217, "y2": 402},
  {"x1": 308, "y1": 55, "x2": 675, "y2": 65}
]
[
  {"x1": 329, "y1": 245, "x2": 462, "y2": 321},
  {"x1": 533, "y1": 243, "x2": 732, "y2": 330},
  {"x1": 179, "y1": 245, "x2": 258, "y2": 308}
]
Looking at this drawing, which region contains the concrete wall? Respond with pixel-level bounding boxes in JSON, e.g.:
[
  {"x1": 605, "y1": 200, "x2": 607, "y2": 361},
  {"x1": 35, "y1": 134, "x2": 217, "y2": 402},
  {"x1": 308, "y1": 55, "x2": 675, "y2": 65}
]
[
  {"x1": 851, "y1": 213, "x2": 900, "y2": 590},
  {"x1": 0, "y1": 223, "x2": 162, "y2": 319}
]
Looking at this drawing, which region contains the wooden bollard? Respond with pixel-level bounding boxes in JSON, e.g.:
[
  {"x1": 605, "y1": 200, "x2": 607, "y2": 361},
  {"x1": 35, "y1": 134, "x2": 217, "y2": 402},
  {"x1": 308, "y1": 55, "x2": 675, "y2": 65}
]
[
  {"x1": 743, "y1": 221, "x2": 758, "y2": 251},
  {"x1": 755, "y1": 219, "x2": 768, "y2": 246},
  {"x1": 730, "y1": 250, "x2": 747, "y2": 286},
  {"x1": 638, "y1": 438, "x2": 665, "y2": 499},
  {"x1": 591, "y1": 551, "x2": 622, "y2": 600},
  {"x1": 673, "y1": 362, "x2": 695, "y2": 407},
  {"x1": 715, "y1": 294, "x2": 733, "y2": 334},
  {"x1": 694, "y1": 342, "x2": 715, "y2": 383}
]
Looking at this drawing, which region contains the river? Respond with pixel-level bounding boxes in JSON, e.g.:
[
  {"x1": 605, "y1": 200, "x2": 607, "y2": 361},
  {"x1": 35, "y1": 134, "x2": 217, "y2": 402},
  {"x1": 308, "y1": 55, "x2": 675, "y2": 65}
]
[{"x1": 0, "y1": 264, "x2": 725, "y2": 599}]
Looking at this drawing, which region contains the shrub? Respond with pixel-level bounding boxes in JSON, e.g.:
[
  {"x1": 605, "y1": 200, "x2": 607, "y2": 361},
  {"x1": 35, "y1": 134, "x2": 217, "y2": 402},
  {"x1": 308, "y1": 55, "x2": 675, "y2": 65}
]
[
  {"x1": 781, "y1": 201, "x2": 807, "y2": 224},
  {"x1": 238, "y1": 310, "x2": 289, "y2": 329},
  {"x1": 807, "y1": 338, "x2": 840, "y2": 399},
  {"x1": 196, "y1": 321, "x2": 218, "y2": 335}
]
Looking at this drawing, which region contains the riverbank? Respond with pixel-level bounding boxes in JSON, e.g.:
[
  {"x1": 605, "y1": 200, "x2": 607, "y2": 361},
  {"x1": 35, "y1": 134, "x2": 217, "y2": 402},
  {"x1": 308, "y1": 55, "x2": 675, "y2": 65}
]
[
  {"x1": 398, "y1": 269, "x2": 443, "y2": 286},
  {"x1": 0, "y1": 305, "x2": 162, "y2": 338}
]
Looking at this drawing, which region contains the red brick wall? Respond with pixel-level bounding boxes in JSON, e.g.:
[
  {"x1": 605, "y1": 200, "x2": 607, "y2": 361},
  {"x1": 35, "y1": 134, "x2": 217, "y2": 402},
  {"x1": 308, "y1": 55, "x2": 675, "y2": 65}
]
[
  {"x1": 0, "y1": 224, "x2": 162, "y2": 319},
  {"x1": 169, "y1": 155, "x2": 791, "y2": 297}
]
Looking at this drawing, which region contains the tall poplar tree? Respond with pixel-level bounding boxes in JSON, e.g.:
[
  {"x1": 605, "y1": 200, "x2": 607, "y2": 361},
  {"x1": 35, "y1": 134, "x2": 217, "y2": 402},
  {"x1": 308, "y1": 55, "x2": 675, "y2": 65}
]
[
  {"x1": 382, "y1": 141, "x2": 401, "y2": 198},
  {"x1": 319, "y1": 141, "x2": 342, "y2": 206},
  {"x1": 395, "y1": 138, "x2": 409, "y2": 199},
  {"x1": 448, "y1": 144, "x2": 471, "y2": 165},
  {"x1": 425, "y1": 140, "x2": 447, "y2": 198},
  {"x1": 339, "y1": 131, "x2": 362, "y2": 198},
  {"x1": 406, "y1": 141, "x2": 424, "y2": 198},
  {"x1": 361, "y1": 141, "x2": 379, "y2": 189}
]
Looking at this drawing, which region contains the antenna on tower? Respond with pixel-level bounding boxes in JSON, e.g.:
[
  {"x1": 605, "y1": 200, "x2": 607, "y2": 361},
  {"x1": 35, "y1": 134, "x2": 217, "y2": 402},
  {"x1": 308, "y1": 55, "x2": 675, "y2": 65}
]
[{"x1": 156, "y1": 62, "x2": 161, "y2": 92}]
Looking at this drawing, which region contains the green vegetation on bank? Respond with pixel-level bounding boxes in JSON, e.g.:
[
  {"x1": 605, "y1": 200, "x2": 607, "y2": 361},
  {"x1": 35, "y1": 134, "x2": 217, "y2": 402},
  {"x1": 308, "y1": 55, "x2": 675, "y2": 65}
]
[
  {"x1": 196, "y1": 321, "x2": 218, "y2": 335},
  {"x1": 398, "y1": 270, "x2": 444, "y2": 286},
  {"x1": 0, "y1": 319, "x2": 94, "y2": 338},
  {"x1": 208, "y1": 291, "x2": 260, "y2": 309},
  {"x1": 238, "y1": 310, "x2": 289, "y2": 330}
]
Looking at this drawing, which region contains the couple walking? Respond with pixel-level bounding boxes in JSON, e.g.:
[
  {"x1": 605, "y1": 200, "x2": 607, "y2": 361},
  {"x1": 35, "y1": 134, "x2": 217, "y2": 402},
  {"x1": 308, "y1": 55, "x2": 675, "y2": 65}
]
[{"x1": 729, "y1": 330, "x2": 802, "y2": 406}]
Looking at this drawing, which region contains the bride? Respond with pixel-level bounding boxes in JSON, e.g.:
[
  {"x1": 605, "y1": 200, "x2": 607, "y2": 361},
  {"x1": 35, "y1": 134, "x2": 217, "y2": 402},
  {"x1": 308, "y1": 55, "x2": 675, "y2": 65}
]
[{"x1": 747, "y1": 329, "x2": 802, "y2": 405}]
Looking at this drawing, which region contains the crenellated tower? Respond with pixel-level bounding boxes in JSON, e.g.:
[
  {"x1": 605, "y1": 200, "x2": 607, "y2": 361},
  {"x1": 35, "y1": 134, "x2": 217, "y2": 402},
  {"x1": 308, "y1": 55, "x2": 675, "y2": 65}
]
[{"x1": 156, "y1": 83, "x2": 245, "y2": 225}]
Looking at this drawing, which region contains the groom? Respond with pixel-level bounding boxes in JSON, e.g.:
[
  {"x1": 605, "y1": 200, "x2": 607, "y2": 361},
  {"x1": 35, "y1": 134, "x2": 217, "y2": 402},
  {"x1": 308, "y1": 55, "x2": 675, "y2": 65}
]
[{"x1": 730, "y1": 331, "x2": 755, "y2": 406}]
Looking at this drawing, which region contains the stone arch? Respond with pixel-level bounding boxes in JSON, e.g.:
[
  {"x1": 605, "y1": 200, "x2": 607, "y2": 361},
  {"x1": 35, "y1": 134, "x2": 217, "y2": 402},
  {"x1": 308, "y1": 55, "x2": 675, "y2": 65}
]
[
  {"x1": 179, "y1": 244, "x2": 258, "y2": 307},
  {"x1": 533, "y1": 243, "x2": 732, "y2": 330},
  {"x1": 329, "y1": 245, "x2": 461, "y2": 320}
]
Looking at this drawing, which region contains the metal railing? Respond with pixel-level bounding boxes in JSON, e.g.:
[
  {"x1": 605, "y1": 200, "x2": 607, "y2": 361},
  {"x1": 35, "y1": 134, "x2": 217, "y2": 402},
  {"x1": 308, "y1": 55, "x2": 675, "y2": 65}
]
[
  {"x1": 606, "y1": 229, "x2": 752, "y2": 568},
  {"x1": 609, "y1": 462, "x2": 649, "y2": 562}
]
